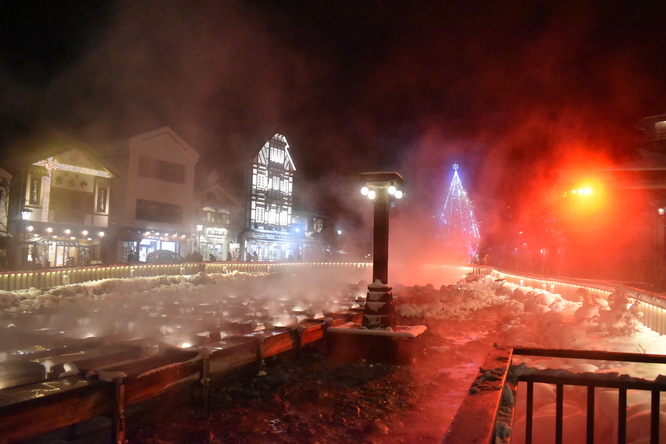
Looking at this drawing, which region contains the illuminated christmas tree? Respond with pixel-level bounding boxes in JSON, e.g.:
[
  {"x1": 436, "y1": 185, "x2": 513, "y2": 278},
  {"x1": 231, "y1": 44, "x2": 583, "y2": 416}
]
[{"x1": 435, "y1": 164, "x2": 481, "y2": 261}]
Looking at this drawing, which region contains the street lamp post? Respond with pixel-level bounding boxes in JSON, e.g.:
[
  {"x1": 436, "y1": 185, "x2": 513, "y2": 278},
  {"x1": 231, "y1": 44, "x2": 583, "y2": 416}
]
[
  {"x1": 327, "y1": 171, "x2": 425, "y2": 364},
  {"x1": 359, "y1": 171, "x2": 403, "y2": 329}
]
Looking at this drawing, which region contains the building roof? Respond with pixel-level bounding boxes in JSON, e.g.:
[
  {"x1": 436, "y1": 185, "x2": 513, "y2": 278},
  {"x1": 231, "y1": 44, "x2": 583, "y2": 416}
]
[
  {"x1": 607, "y1": 150, "x2": 666, "y2": 171},
  {"x1": 635, "y1": 114, "x2": 666, "y2": 131},
  {"x1": 194, "y1": 170, "x2": 243, "y2": 209},
  {"x1": 2, "y1": 129, "x2": 120, "y2": 178}
]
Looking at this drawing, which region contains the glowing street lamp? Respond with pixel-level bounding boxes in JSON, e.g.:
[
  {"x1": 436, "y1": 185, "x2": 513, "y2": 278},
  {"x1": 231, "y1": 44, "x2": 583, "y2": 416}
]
[
  {"x1": 326, "y1": 171, "x2": 423, "y2": 363},
  {"x1": 359, "y1": 171, "x2": 403, "y2": 329}
]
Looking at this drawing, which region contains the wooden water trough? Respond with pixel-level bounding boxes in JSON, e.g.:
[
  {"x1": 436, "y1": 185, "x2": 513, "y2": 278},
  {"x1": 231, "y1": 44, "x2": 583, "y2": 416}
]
[{"x1": 0, "y1": 312, "x2": 362, "y2": 444}]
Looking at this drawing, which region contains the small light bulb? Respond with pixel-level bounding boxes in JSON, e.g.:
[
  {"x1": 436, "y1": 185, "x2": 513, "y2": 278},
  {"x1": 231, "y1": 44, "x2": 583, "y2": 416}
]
[
  {"x1": 368, "y1": 190, "x2": 376, "y2": 200},
  {"x1": 388, "y1": 185, "x2": 396, "y2": 195},
  {"x1": 395, "y1": 190, "x2": 403, "y2": 199},
  {"x1": 361, "y1": 186, "x2": 369, "y2": 195}
]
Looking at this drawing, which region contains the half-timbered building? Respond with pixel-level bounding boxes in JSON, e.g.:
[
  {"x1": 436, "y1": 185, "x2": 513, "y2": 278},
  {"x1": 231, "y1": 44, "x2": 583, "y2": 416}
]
[{"x1": 241, "y1": 134, "x2": 296, "y2": 261}]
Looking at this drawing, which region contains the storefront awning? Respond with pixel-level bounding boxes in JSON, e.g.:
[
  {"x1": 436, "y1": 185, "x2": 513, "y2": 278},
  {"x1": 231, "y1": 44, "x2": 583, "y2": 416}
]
[
  {"x1": 25, "y1": 236, "x2": 52, "y2": 245},
  {"x1": 25, "y1": 236, "x2": 78, "y2": 247},
  {"x1": 121, "y1": 227, "x2": 193, "y2": 242}
]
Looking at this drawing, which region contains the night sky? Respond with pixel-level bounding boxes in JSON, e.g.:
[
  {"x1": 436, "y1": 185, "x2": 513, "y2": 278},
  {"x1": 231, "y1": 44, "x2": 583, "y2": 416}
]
[{"x1": 2, "y1": 0, "x2": 666, "y2": 237}]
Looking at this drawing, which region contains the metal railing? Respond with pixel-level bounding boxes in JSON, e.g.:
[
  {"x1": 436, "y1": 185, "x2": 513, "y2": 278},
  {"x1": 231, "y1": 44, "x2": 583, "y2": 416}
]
[{"x1": 442, "y1": 346, "x2": 666, "y2": 444}]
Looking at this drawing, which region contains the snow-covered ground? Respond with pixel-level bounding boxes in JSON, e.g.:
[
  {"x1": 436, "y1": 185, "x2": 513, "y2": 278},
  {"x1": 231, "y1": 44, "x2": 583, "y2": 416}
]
[
  {"x1": 394, "y1": 275, "x2": 666, "y2": 444},
  {"x1": 2, "y1": 268, "x2": 665, "y2": 443}
]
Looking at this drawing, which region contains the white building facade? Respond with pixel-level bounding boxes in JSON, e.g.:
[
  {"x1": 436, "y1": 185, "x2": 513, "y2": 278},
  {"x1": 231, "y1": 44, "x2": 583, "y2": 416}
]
[{"x1": 99, "y1": 127, "x2": 199, "y2": 262}]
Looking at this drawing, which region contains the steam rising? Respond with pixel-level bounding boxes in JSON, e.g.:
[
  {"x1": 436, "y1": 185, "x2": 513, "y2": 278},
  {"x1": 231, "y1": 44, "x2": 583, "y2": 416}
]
[
  {"x1": 2, "y1": 2, "x2": 666, "y2": 277},
  {"x1": 0, "y1": 268, "x2": 370, "y2": 356}
]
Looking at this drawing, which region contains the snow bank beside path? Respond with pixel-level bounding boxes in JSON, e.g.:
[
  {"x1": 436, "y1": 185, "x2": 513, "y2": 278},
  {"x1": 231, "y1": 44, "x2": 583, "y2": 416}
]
[
  {"x1": 394, "y1": 274, "x2": 666, "y2": 358},
  {"x1": 392, "y1": 274, "x2": 666, "y2": 444}
]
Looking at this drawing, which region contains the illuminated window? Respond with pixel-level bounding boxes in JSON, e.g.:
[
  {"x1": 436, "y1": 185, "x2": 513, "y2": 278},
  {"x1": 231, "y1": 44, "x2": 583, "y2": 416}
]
[
  {"x1": 280, "y1": 211, "x2": 288, "y2": 226},
  {"x1": 256, "y1": 207, "x2": 265, "y2": 223},
  {"x1": 268, "y1": 208, "x2": 277, "y2": 225},
  {"x1": 657, "y1": 121, "x2": 666, "y2": 134},
  {"x1": 270, "y1": 147, "x2": 284, "y2": 163},
  {"x1": 257, "y1": 173, "x2": 268, "y2": 190}
]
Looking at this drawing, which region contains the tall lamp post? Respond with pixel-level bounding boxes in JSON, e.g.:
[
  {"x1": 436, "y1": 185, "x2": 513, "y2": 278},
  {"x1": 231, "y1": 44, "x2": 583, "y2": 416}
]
[
  {"x1": 359, "y1": 171, "x2": 403, "y2": 329},
  {"x1": 327, "y1": 171, "x2": 424, "y2": 364}
]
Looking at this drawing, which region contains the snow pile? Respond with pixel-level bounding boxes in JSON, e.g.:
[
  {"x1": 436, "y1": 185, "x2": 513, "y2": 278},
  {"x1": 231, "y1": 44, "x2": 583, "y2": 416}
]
[
  {"x1": 394, "y1": 276, "x2": 510, "y2": 320},
  {"x1": 394, "y1": 275, "x2": 666, "y2": 358},
  {"x1": 0, "y1": 273, "x2": 218, "y2": 312}
]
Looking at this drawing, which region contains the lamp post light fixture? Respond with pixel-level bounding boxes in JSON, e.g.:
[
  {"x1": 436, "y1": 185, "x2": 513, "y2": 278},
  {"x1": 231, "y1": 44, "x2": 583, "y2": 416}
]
[
  {"x1": 21, "y1": 208, "x2": 33, "y2": 221},
  {"x1": 359, "y1": 171, "x2": 403, "y2": 330}
]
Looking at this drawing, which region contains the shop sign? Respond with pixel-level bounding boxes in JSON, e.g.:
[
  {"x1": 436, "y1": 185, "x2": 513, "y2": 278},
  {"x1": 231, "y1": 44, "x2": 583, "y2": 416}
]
[
  {"x1": 249, "y1": 232, "x2": 291, "y2": 241},
  {"x1": 206, "y1": 227, "x2": 227, "y2": 236}
]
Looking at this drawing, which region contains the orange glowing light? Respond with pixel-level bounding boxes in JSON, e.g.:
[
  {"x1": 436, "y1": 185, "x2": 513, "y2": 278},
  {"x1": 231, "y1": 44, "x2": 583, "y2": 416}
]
[
  {"x1": 559, "y1": 176, "x2": 610, "y2": 233},
  {"x1": 574, "y1": 187, "x2": 593, "y2": 195}
]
